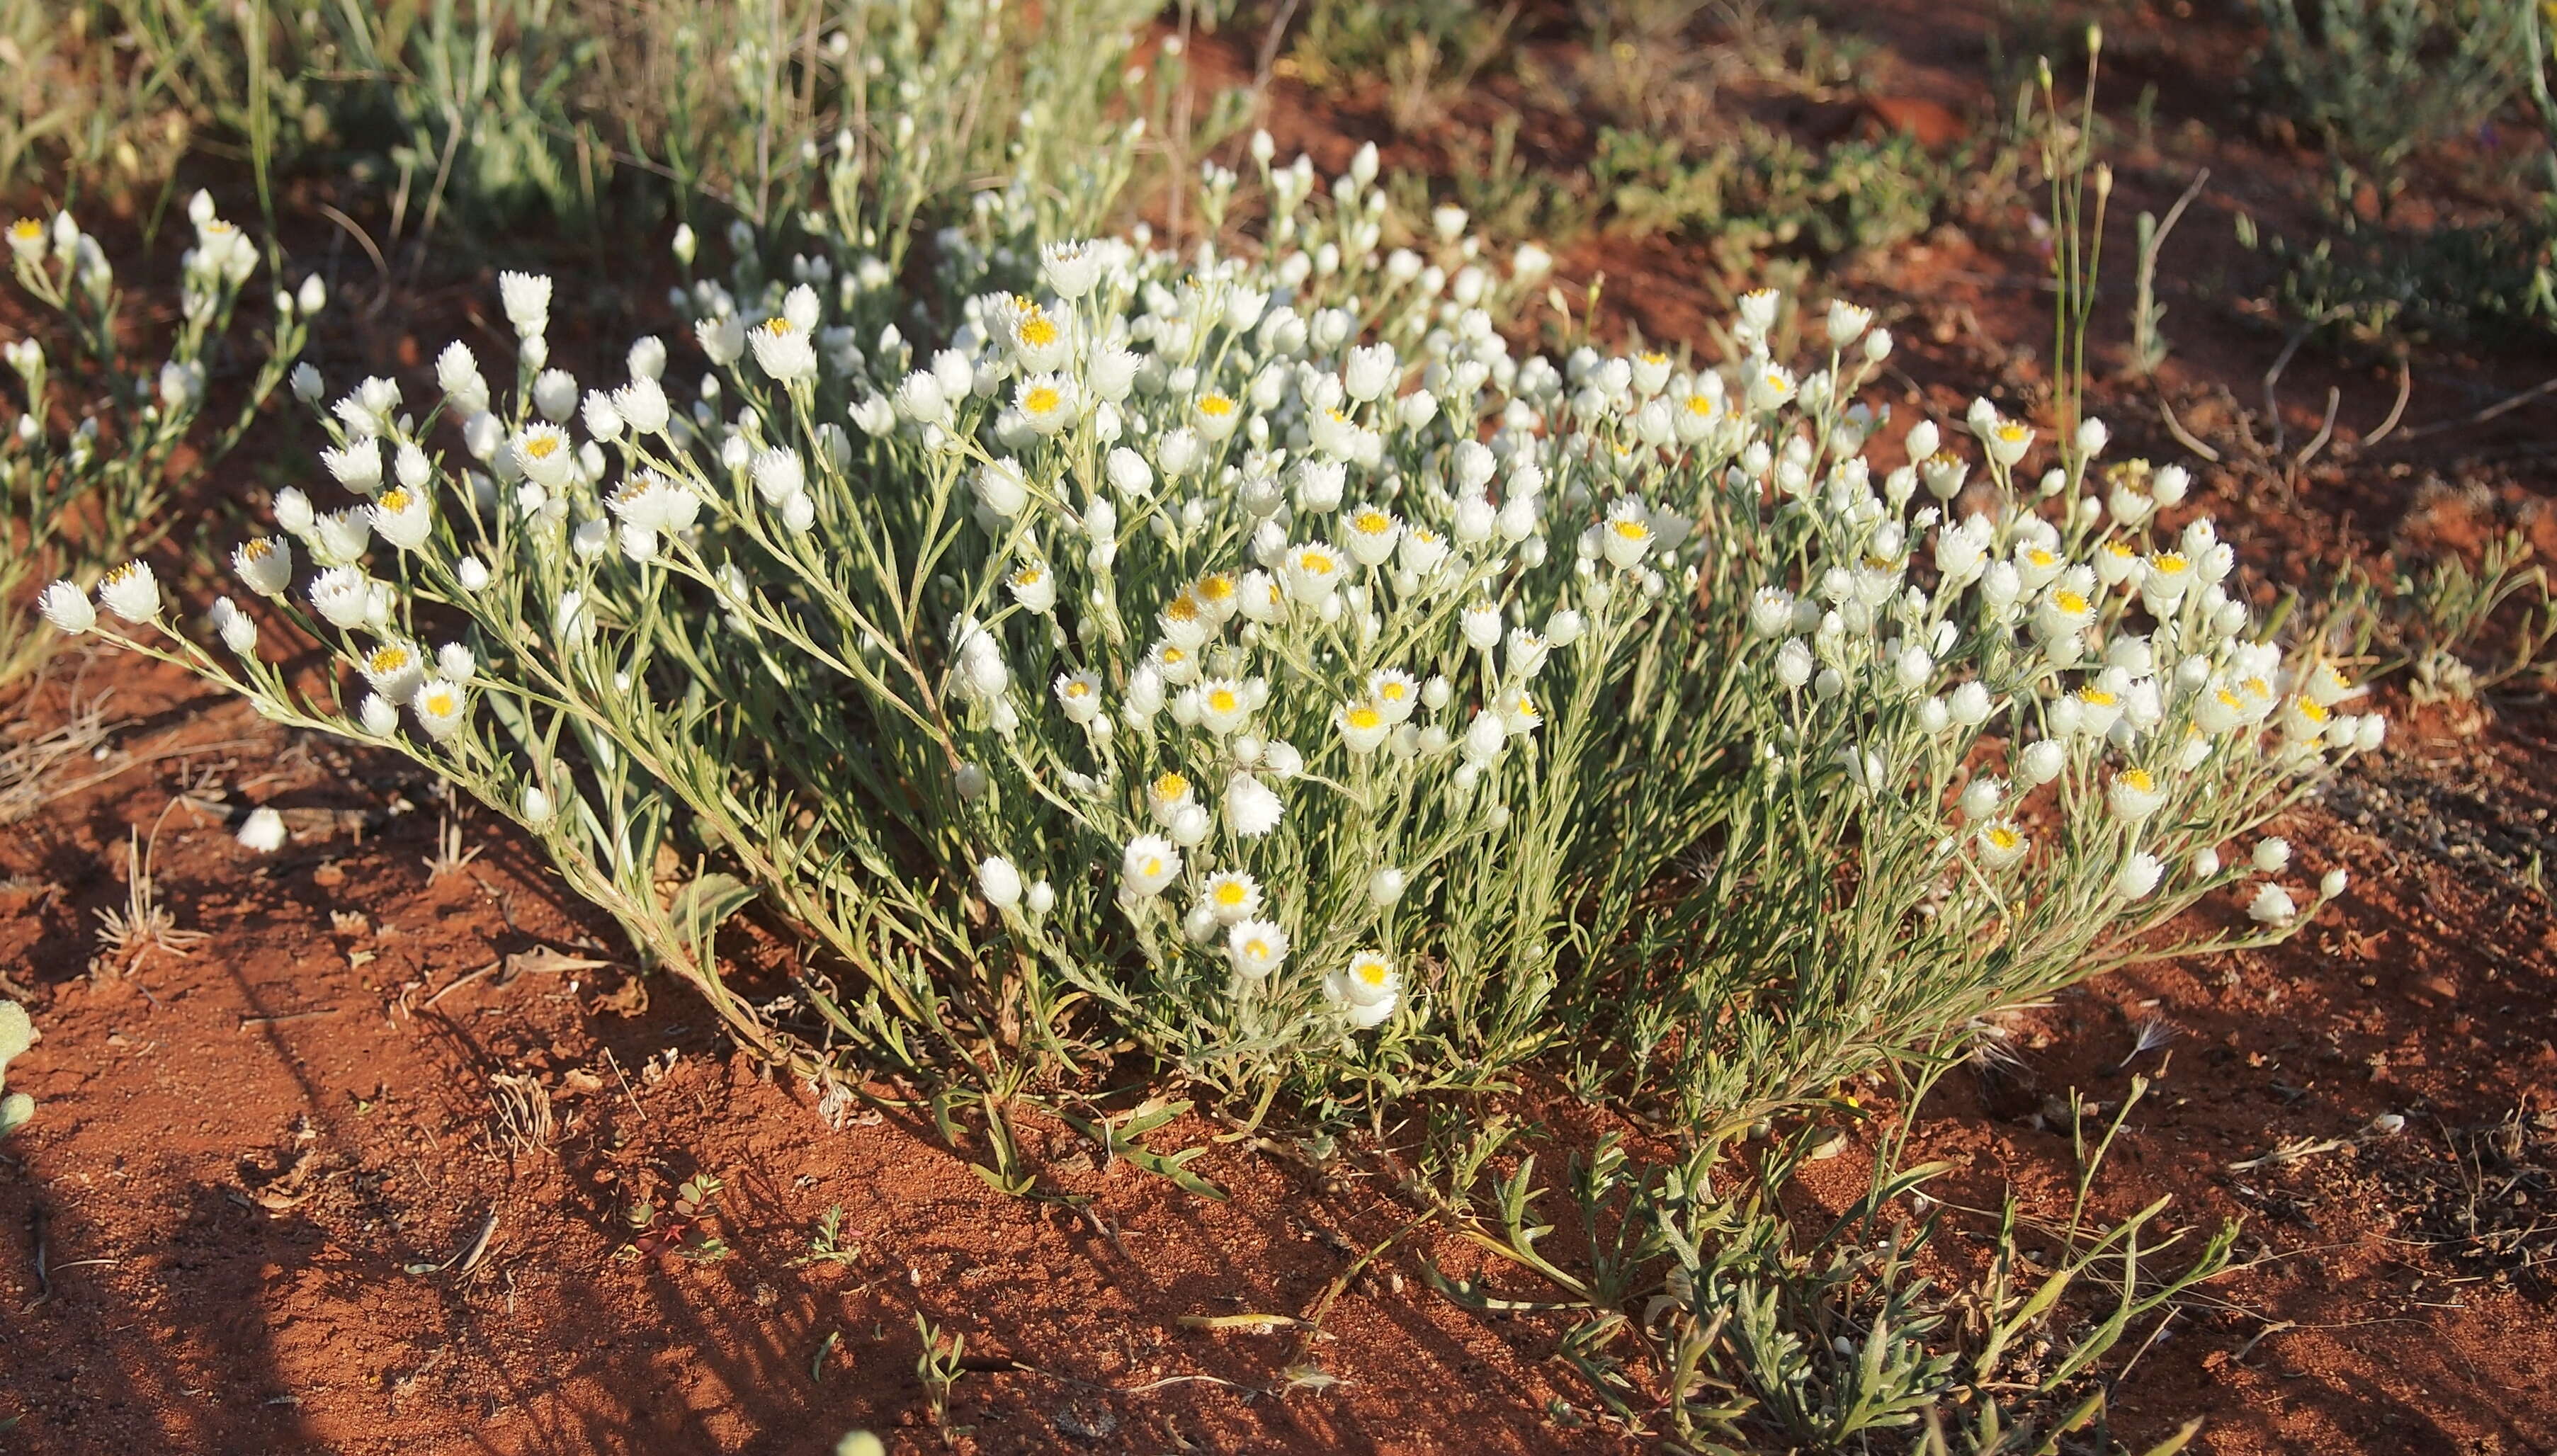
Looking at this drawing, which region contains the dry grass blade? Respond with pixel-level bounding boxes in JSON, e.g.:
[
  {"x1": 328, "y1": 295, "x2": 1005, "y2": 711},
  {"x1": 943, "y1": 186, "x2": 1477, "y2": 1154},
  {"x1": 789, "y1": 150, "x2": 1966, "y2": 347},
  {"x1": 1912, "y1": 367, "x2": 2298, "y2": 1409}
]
[
  {"x1": 92, "y1": 820, "x2": 208, "y2": 968},
  {"x1": 488, "y1": 1072, "x2": 555, "y2": 1157},
  {"x1": 423, "y1": 809, "x2": 482, "y2": 882},
  {"x1": 0, "y1": 693, "x2": 115, "y2": 824}
]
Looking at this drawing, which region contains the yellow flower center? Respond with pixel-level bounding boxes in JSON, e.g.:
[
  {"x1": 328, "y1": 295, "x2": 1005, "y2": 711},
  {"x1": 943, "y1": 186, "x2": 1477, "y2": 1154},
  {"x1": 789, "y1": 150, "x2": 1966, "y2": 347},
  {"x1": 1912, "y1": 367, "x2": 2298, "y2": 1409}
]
[
  {"x1": 1353, "y1": 959, "x2": 1389, "y2": 987},
  {"x1": 1300, "y1": 550, "x2": 1335, "y2": 575},
  {"x1": 1379, "y1": 681, "x2": 1410, "y2": 704},
  {"x1": 2240, "y1": 677, "x2": 2269, "y2": 698},
  {"x1": 1764, "y1": 371, "x2": 1789, "y2": 391},
  {"x1": 1013, "y1": 566, "x2": 1044, "y2": 587},
  {"x1": 369, "y1": 645, "x2": 411, "y2": 673},
  {"x1": 1987, "y1": 825, "x2": 2019, "y2": 850},
  {"x1": 1154, "y1": 773, "x2": 1189, "y2": 800},
  {"x1": 1346, "y1": 704, "x2": 1381, "y2": 730},
  {"x1": 1063, "y1": 679, "x2": 1090, "y2": 698},
  {"x1": 106, "y1": 563, "x2": 140, "y2": 586},
  {"x1": 1996, "y1": 422, "x2": 2030, "y2": 443},
  {"x1": 1196, "y1": 574, "x2": 1235, "y2": 604},
  {"x1": 9, "y1": 219, "x2": 40, "y2": 240},
  {"x1": 1139, "y1": 856, "x2": 1163, "y2": 877},
  {"x1": 2053, "y1": 590, "x2": 2090, "y2": 616},
  {"x1": 1162, "y1": 646, "x2": 1187, "y2": 666},
  {"x1": 1639, "y1": 351, "x2": 1668, "y2": 365},
  {"x1": 378, "y1": 487, "x2": 412, "y2": 512},
  {"x1": 1685, "y1": 394, "x2": 1716, "y2": 416},
  {"x1": 2119, "y1": 768, "x2": 2154, "y2": 792},
  {"x1": 1354, "y1": 510, "x2": 1390, "y2": 535},
  {"x1": 1016, "y1": 314, "x2": 1058, "y2": 348},
  {"x1": 1213, "y1": 882, "x2": 1247, "y2": 906},
  {"x1": 1024, "y1": 386, "x2": 1062, "y2": 416},
  {"x1": 1164, "y1": 593, "x2": 1200, "y2": 622},
  {"x1": 1206, "y1": 687, "x2": 1240, "y2": 715},
  {"x1": 2079, "y1": 688, "x2": 2115, "y2": 707},
  {"x1": 1196, "y1": 393, "x2": 1236, "y2": 418},
  {"x1": 242, "y1": 539, "x2": 273, "y2": 561},
  {"x1": 1611, "y1": 519, "x2": 1649, "y2": 540},
  {"x1": 2297, "y1": 698, "x2": 2330, "y2": 722},
  {"x1": 1242, "y1": 937, "x2": 1271, "y2": 959},
  {"x1": 524, "y1": 433, "x2": 560, "y2": 459},
  {"x1": 2153, "y1": 552, "x2": 2188, "y2": 574},
  {"x1": 423, "y1": 688, "x2": 458, "y2": 715},
  {"x1": 762, "y1": 317, "x2": 793, "y2": 336}
]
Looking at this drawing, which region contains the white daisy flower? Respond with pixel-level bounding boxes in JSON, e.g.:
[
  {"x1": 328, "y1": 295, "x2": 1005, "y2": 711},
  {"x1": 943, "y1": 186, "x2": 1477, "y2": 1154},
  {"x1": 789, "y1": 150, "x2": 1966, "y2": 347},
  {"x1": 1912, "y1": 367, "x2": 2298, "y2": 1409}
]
[
  {"x1": 1225, "y1": 773, "x2": 1283, "y2": 838},
  {"x1": 1283, "y1": 542, "x2": 1345, "y2": 604},
  {"x1": 1196, "y1": 678, "x2": 1255, "y2": 736},
  {"x1": 1975, "y1": 819, "x2": 2029, "y2": 869},
  {"x1": 358, "y1": 639, "x2": 426, "y2": 703},
  {"x1": 39, "y1": 579, "x2": 96, "y2": 634},
  {"x1": 1014, "y1": 373, "x2": 1077, "y2": 435},
  {"x1": 1200, "y1": 870, "x2": 1263, "y2": 926},
  {"x1": 1225, "y1": 917, "x2": 1289, "y2": 978},
  {"x1": 1007, "y1": 561, "x2": 1057, "y2": 614},
  {"x1": 513, "y1": 423, "x2": 575, "y2": 488},
  {"x1": 1343, "y1": 505, "x2": 1400, "y2": 567},
  {"x1": 2107, "y1": 767, "x2": 2166, "y2": 821},
  {"x1": 412, "y1": 677, "x2": 469, "y2": 741},
  {"x1": 1053, "y1": 670, "x2": 1102, "y2": 724},
  {"x1": 370, "y1": 487, "x2": 433, "y2": 552},
  {"x1": 750, "y1": 317, "x2": 818, "y2": 381},
  {"x1": 2247, "y1": 882, "x2": 2298, "y2": 926},
  {"x1": 977, "y1": 855, "x2": 1024, "y2": 910},
  {"x1": 2115, "y1": 851, "x2": 2164, "y2": 900},
  {"x1": 1335, "y1": 700, "x2": 1390, "y2": 753},
  {"x1": 1121, "y1": 834, "x2": 1182, "y2": 899},
  {"x1": 96, "y1": 560, "x2": 161, "y2": 622}
]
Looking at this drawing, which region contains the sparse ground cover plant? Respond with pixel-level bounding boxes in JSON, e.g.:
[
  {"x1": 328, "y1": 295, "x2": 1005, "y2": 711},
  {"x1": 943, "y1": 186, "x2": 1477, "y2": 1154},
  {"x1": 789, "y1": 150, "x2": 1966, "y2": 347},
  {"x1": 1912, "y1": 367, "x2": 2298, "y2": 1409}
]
[
  {"x1": 0, "y1": 997, "x2": 33, "y2": 1139},
  {"x1": 1, "y1": 193, "x2": 309, "y2": 691},
  {"x1": 1427, "y1": 1075, "x2": 2234, "y2": 1453},
  {"x1": 6, "y1": 0, "x2": 1167, "y2": 244}
]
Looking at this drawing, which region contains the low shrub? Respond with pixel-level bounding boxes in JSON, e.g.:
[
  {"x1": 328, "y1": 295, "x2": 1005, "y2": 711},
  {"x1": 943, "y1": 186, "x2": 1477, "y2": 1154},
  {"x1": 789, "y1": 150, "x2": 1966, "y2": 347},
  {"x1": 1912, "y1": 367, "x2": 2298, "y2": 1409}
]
[{"x1": 43, "y1": 144, "x2": 2377, "y2": 1133}]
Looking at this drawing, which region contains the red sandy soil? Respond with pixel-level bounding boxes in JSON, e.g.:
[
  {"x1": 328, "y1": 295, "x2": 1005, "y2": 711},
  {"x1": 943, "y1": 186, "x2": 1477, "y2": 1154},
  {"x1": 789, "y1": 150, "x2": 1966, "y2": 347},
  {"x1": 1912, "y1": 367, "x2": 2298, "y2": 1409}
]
[{"x1": 8, "y1": 1, "x2": 2557, "y2": 1452}]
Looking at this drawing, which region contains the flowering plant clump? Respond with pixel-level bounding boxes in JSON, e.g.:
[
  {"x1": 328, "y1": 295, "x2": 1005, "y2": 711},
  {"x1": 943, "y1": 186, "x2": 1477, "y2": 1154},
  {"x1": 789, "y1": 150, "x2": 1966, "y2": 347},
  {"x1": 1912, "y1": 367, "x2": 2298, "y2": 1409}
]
[
  {"x1": 4, "y1": 193, "x2": 312, "y2": 687},
  {"x1": 57, "y1": 142, "x2": 2378, "y2": 1121}
]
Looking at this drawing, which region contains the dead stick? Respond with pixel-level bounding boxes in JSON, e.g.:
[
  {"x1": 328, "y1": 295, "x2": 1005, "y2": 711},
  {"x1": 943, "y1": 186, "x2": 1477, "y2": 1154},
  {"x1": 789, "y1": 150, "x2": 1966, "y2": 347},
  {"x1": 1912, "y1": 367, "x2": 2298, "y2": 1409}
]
[{"x1": 239, "y1": 1007, "x2": 339, "y2": 1030}]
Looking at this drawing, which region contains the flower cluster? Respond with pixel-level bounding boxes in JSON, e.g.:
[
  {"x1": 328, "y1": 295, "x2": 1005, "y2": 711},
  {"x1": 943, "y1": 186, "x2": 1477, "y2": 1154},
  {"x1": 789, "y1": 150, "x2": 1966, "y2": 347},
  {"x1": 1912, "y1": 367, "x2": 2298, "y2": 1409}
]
[
  {"x1": 6, "y1": 193, "x2": 312, "y2": 686},
  {"x1": 59, "y1": 147, "x2": 2376, "y2": 1112}
]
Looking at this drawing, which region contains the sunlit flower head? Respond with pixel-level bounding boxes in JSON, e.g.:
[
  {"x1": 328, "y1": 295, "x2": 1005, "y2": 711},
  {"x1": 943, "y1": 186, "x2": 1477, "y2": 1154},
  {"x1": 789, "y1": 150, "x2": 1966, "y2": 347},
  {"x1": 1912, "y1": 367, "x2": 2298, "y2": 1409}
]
[
  {"x1": 1975, "y1": 819, "x2": 2029, "y2": 869},
  {"x1": 1147, "y1": 771, "x2": 1195, "y2": 826},
  {"x1": 1200, "y1": 870, "x2": 1263, "y2": 926},
  {"x1": 1344, "y1": 505, "x2": 1401, "y2": 567},
  {"x1": 1191, "y1": 390, "x2": 1241, "y2": 441},
  {"x1": 2107, "y1": 766, "x2": 2165, "y2": 820},
  {"x1": 97, "y1": 560, "x2": 162, "y2": 622},
  {"x1": 1015, "y1": 372, "x2": 1077, "y2": 435},
  {"x1": 1121, "y1": 834, "x2": 1181, "y2": 898},
  {"x1": 1335, "y1": 700, "x2": 1390, "y2": 753},
  {"x1": 412, "y1": 677, "x2": 469, "y2": 741},
  {"x1": 1225, "y1": 917, "x2": 1289, "y2": 978},
  {"x1": 1197, "y1": 676, "x2": 1254, "y2": 735},
  {"x1": 1053, "y1": 670, "x2": 1102, "y2": 724}
]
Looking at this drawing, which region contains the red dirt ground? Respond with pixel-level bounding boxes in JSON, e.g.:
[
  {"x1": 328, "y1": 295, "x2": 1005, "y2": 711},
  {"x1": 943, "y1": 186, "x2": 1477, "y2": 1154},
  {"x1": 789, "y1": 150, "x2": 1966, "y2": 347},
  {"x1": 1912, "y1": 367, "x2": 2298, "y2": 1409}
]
[{"x1": 8, "y1": 1, "x2": 2557, "y2": 1452}]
